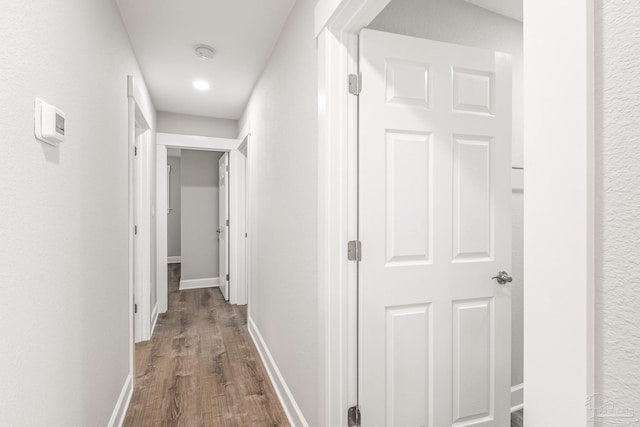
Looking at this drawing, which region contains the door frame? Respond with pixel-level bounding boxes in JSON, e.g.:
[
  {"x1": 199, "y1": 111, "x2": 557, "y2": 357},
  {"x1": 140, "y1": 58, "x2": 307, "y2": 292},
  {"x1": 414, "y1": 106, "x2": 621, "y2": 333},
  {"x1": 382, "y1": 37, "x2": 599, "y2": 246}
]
[
  {"x1": 315, "y1": 1, "x2": 595, "y2": 425},
  {"x1": 230, "y1": 126, "x2": 250, "y2": 306},
  {"x1": 127, "y1": 75, "x2": 154, "y2": 374},
  {"x1": 155, "y1": 133, "x2": 243, "y2": 314}
]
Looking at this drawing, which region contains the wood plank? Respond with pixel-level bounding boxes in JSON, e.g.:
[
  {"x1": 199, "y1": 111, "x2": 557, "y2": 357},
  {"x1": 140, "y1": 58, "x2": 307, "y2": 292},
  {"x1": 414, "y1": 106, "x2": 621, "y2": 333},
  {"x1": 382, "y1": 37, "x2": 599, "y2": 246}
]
[{"x1": 123, "y1": 264, "x2": 290, "y2": 426}]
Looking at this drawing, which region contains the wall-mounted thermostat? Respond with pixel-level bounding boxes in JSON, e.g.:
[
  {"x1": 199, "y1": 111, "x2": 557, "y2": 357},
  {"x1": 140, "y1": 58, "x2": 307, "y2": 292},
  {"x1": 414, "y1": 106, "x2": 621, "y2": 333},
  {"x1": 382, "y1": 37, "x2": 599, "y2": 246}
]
[{"x1": 35, "y1": 98, "x2": 65, "y2": 145}]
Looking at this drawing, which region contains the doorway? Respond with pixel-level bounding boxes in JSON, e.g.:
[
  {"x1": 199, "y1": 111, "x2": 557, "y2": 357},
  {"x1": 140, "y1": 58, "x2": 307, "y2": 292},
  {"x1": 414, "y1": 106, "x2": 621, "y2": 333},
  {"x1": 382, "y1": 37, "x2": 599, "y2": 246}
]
[
  {"x1": 155, "y1": 132, "x2": 248, "y2": 323},
  {"x1": 316, "y1": 0, "x2": 594, "y2": 425},
  {"x1": 166, "y1": 149, "x2": 227, "y2": 296}
]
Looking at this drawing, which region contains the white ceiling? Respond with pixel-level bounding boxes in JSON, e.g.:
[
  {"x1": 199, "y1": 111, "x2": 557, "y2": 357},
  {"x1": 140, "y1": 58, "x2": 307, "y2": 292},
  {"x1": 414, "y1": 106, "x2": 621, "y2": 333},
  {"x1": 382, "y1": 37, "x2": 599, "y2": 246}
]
[
  {"x1": 464, "y1": 0, "x2": 522, "y2": 21},
  {"x1": 116, "y1": 0, "x2": 297, "y2": 120}
]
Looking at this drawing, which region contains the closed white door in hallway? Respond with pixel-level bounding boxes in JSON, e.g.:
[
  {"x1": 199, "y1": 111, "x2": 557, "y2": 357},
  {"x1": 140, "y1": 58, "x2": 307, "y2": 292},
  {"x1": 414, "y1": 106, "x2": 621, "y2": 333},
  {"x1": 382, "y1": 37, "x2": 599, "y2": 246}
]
[{"x1": 358, "y1": 29, "x2": 512, "y2": 427}]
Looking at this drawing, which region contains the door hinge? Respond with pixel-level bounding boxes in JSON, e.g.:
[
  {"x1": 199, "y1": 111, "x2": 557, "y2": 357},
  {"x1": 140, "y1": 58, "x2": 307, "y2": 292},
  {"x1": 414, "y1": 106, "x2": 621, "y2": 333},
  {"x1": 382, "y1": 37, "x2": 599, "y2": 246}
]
[
  {"x1": 134, "y1": 225, "x2": 138, "y2": 235},
  {"x1": 134, "y1": 303, "x2": 138, "y2": 314},
  {"x1": 348, "y1": 406, "x2": 361, "y2": 427},
  {"x1": 347, "y1": 240, "x2": 361, "y2": 261},
  {"x1": 226, "y1": 219, "x2": 230, "y2": 226},
  {"x1": 134, "y1": 146, "x2": 137, "y2": 156},
  {"x1": 348, "y1": 73, "x2": 362, "y2": 96},
  {"x1": 226, "y1": 273, "x2": 230, "y2": 282}
]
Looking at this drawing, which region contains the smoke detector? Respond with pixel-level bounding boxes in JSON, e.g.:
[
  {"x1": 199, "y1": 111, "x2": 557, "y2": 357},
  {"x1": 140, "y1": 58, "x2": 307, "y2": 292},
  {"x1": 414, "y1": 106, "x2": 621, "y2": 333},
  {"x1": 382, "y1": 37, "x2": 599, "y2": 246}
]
[{"x1": 195, "y1": 44, "x2": 216, "y2": 61}]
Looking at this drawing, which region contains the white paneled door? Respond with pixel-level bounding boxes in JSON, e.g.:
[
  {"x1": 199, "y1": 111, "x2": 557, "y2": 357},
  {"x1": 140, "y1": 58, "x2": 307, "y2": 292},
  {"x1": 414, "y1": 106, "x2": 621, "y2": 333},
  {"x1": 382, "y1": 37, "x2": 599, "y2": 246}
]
[
  {"x1": 358, "y1": 29, "x2": 512, "y2": 427},
  {"x1": 219, "y1": 153, "x2": 230, "y2": 301}
]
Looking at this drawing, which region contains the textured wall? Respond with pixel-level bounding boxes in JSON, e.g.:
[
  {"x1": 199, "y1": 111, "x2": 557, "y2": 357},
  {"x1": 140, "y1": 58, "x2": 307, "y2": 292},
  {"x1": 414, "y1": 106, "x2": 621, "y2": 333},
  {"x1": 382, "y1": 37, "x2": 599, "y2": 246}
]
[
  {"x1": 0, "y1": 0, "x2": 154, "y2": 425},
  {"x1": 595, "y1": 0, "x2": 640, "y2": 411},
  {"x1": 238, "y1": 0, "x2": 318, "y2": 422}
]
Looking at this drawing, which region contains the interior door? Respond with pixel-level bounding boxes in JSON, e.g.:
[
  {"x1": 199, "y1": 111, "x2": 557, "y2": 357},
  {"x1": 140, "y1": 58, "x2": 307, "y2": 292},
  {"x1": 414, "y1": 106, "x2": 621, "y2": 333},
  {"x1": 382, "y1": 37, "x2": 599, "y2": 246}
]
[
  {"x1": 219, "y1": 153, "x2": 230, "y2": 301},
  {"x1": 358, "y1": 29, "x2": 512, "y2": 427}
]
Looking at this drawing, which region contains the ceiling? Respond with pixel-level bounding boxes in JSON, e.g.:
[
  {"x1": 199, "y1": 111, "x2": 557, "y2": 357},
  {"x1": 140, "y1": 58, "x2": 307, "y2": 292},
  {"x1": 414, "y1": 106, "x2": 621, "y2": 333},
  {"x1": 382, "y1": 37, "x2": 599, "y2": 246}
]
[
  {"x1": 116, "y1": 0, "x2": 297, "y2": 120},
  {"x1": 463, "y1": 0, "x2": 522, "y2": 21}
]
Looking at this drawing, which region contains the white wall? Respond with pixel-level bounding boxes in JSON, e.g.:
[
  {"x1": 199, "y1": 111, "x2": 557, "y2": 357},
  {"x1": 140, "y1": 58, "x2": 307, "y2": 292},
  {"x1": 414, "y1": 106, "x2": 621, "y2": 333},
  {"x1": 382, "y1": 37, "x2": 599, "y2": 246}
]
[
  {"x1": 181, "y1": 150, "x2": 223, "y2": 281},
  {"x1": 239, "y1": 0, "x2": 318, "y2": 423},
  {"x1": 168, "y1": 155, "x2": 182, "y2": 257},
  {"x1": 157, "y1": 111, "x2": 238, "y2": 139},
  {"x1": 595, "y1": 0, "x2": 640, "y2": 410},
  {"x1": 369, "y1": 0, "x2": 525, "y2": 392},
  {"x1": 0, "y1": 0, "x2": 155, "y2": 425}
]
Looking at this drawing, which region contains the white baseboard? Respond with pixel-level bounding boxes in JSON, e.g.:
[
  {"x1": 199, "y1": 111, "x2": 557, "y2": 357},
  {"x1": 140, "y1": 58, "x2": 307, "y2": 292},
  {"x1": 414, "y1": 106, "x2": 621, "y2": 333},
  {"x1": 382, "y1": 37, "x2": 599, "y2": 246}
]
[
  {"x1": 150, "y1": 302, "x2": 159, "y2": 337},
  {"x1": 248, "y1": 317, "x2": 308, "y2": 427},
  {"x1": 167, "y1": 256, "x2": 181, "y2": 264},
  {"x1": 511, "y1": 383, "x2": 524, "y2": 412},
  {"x1": 107, "y1": 374, "x2": 133, "y2": 427},
  {"x1": 179, "y1": 277, "x2": 219, "y2": 290}
]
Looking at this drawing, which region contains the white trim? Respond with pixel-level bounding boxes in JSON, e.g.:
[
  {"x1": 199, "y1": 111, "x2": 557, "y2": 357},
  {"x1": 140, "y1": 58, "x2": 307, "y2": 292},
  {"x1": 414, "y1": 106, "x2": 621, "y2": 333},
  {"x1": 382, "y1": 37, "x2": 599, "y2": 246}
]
[
  {"x1": 179, "y1": 277, "x2": 220, "y2": 290},
  {"x1": 248, "y1": 317, "x2": 309, "y2": 427},
  {"x1": 523, "y1": 1, "x2": 594, "y2": 424},
  {"x1": 167, "y1": 256, "x2": 181, "y2": 264},
  {"x1": 511, "y1": 383, "x2": 524, "y2": 413},
  {"x1": 107, "y1": 374, "x2": 133, "y2": 427},
  {"x1": 316, "y1": 2, "x2": 389, "y2": 424},
  {"x1": 156, "y1": 145, "x2": 169, "y2": 314},
  {"x1": 229, "y1": 133, "x2": 249, "y2": 306},
  {"x1": 150, "y1": 302, "x2": 159, "y2": 338},
  {"x1": 157, "y1": 133, "x2": 241, "y2": 151}
]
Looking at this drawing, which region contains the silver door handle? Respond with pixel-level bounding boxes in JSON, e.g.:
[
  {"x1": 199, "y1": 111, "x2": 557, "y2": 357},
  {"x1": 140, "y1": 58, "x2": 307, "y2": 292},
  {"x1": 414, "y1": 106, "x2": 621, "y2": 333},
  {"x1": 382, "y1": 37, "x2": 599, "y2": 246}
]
[{"x1": 492, "y1": 271, "x2": 512, "y2": 285}]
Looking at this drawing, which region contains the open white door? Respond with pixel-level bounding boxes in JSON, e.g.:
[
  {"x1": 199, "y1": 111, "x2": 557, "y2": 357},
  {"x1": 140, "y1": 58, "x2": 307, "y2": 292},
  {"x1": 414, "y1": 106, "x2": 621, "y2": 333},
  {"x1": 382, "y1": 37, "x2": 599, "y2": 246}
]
[
  {"x1": 219, "y1": 153, "x2": 230, "y2": 301},
  {"x1": 358, "y1": 29, "x2": 512, "y2": 426}
]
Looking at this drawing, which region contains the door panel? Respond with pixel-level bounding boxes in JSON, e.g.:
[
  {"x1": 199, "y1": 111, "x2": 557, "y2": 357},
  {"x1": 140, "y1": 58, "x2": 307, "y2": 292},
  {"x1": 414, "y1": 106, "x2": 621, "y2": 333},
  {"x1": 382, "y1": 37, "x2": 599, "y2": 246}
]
[
  {"x1": 219, "y1": 153, "x2": 229, "y2": 301},
  {"x1": 359, "y1": 29, "x2": 512, "y2": 427}
]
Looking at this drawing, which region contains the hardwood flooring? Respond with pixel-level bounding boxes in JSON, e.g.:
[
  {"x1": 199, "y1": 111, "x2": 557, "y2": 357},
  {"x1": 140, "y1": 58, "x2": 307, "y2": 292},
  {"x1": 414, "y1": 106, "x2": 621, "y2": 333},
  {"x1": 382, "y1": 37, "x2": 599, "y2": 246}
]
[
  {"x1": 511, "y1": 409, "x2": 524, "y2": 427},
  {"x1": 123, "y1": 264, "x2": 289, "y2": 427}
]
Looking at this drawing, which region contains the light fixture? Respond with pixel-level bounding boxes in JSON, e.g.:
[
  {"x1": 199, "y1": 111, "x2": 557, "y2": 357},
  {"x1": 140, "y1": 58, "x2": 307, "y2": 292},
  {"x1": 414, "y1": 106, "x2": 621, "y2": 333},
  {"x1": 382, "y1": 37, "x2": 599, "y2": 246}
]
[
  {"x1": 193, "y1": 80, "x2": 210, "y2": 91},
  {"x1": 195, "y1": 44, "x2": 216, "y2": 61}
]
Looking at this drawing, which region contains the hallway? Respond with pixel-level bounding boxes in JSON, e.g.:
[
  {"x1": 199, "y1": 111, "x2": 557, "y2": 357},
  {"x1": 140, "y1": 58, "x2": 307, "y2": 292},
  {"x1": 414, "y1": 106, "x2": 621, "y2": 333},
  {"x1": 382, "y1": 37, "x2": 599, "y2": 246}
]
[{"x1": 123, "y1": 264, "x2": 289, "y2": 426}]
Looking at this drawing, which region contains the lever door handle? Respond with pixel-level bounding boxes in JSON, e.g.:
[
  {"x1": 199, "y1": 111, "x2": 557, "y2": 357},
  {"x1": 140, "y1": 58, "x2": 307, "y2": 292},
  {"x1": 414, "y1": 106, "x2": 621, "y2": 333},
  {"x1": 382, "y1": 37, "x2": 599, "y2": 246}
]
[{"x1": 492, "y1": 271, "x2": 513, "y2": 285}]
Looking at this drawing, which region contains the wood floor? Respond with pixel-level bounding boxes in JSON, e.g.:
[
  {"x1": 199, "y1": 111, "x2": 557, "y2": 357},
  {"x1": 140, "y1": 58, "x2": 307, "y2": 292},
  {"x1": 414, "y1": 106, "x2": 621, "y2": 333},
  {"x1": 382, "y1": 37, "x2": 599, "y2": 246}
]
[
  {"x1": 123, "y1": 264, "x2": 289, "y2": 427},
  {"x1": 511, "y1": 409, "x2": 524, "y2": 427}
]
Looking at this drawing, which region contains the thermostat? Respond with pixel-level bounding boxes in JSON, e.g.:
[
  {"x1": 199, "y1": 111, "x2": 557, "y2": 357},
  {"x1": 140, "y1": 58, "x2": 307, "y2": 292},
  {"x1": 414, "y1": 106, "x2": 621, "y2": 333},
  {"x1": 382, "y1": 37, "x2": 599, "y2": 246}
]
[{"x1": 35, "y1": 98, "x2": 65, "y2": 145}]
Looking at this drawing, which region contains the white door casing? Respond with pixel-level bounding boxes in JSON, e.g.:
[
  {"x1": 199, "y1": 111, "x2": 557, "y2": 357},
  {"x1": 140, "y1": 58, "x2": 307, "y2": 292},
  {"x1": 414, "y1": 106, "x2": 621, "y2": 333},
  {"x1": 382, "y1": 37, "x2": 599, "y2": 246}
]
[
  {"x1": 219, "y1": 153, "x2": 230, "y2": 301},
  {"x1": 358, "y1": 29, "x2": 512, "y2": 426}
]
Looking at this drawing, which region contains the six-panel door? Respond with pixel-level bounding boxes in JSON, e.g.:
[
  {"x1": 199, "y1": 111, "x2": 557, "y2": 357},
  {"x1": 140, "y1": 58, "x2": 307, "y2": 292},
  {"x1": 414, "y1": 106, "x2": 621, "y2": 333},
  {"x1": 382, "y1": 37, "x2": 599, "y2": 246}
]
[{"x1": 358, "y1": 29, "x2": 512, "y2": 427}]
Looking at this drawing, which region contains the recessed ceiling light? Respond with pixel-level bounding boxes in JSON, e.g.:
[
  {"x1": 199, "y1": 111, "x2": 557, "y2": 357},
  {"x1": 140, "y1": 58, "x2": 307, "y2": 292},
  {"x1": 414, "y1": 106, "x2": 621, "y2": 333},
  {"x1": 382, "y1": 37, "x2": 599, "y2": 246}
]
[
  {"x1": 195, "y1": 44, "x2": 216, "y2": 61},
  {"x1": 193, "y1": 80, "x2": 210, "y2": 91}
]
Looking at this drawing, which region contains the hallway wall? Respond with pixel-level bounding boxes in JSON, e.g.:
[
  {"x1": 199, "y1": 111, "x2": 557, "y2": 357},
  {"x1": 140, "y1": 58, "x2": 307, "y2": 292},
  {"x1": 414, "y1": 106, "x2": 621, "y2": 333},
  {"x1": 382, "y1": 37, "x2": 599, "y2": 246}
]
[
  {"x1": 239, "y1": 0, "x2": 318, "y2": 423},
  {"x1": 157, "y1": 111, "x2": 238, "y2": 139},
  {"x1": 0, "y1": 0, "x2": 155, "y2": 425},
  {"x1": 181, "y1": 150, "x2": 223, "y2": 282}
]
